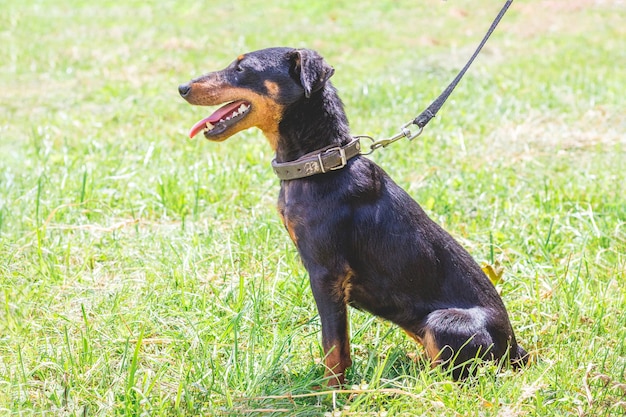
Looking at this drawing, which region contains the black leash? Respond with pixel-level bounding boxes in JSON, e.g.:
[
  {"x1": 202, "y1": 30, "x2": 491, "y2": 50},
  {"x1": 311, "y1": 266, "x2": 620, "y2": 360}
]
[
  {"x1": 362, "y1": 0, "x2": 514, "y2": 154},
  {"x1": 273, "y1": 1, "x2": 514, "y2": 180}
]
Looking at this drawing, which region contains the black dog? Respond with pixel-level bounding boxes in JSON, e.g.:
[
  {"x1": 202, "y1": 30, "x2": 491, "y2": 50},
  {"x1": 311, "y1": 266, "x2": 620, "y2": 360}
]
[{"x1": 179, "y1": 47, "x2": 528, "y2": 386}]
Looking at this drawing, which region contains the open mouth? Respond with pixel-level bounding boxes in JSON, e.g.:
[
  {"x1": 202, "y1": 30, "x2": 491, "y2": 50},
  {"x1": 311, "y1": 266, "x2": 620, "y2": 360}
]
[{"x1": 188, "y1": 100, "x2": 252, "y2": 139}]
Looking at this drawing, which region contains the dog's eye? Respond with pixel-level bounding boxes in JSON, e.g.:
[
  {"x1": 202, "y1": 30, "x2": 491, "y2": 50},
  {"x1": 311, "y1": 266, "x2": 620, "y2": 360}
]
[{"x1": 235, "y1": 64, "x2": 244, "y2": 73}]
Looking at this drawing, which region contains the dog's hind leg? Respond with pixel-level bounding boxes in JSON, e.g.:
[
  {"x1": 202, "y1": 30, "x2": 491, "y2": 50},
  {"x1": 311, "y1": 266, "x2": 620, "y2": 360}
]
[{"x1": 417, "y1": 307, "x2": 514, "y2": 379}]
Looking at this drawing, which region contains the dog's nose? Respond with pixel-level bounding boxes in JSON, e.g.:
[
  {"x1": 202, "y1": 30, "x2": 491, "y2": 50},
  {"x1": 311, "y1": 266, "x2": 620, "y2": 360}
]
[{"x1": 178, "y1": 83, "x2": 192, "y2": 98}]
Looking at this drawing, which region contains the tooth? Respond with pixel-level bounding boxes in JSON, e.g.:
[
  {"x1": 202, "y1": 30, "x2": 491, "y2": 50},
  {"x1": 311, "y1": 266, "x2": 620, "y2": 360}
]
[
  {"x1": 239, "y1": 104, "x2": 247, "y2": 112},
  {"x1": 205, "y1": 122, "x2": 214, "y2": 130}
]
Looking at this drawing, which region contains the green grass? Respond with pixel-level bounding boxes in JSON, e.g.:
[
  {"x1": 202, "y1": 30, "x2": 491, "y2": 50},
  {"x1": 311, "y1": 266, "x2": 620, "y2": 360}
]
[{"x1": 1, "y1": 0, "x2": 625, "y2": 415}]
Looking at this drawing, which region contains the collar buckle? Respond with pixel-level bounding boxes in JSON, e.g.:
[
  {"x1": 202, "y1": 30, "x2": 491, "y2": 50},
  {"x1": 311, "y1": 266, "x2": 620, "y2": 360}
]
[
  {"x1": 271, "y1": 138, "x2": 361, "y2": 181},
  {"x1": 319, "y1": 146, "x2": 347, "y2": 173}
]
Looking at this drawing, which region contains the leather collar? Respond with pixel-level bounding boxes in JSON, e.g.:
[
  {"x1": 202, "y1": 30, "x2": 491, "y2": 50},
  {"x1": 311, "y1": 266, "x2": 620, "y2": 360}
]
[{"x1": 271, "y1": 138, "x2": 361, "y2": 180}]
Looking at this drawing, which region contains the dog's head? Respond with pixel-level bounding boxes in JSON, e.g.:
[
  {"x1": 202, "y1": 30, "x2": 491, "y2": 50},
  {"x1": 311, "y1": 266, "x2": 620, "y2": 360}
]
[{"x1": 179, "y1": 47, "x2": 334, "y2": 149}]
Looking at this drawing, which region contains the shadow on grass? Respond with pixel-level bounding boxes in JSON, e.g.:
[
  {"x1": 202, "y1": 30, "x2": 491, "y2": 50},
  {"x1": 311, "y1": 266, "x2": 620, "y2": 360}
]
[{"x1": 219, "y1": 347, "x2": 431, "y2": 416}]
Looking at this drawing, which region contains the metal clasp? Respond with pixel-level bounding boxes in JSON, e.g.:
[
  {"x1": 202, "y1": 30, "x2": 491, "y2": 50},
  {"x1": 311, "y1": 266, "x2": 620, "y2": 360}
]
[{"x1": 358, "y1": 121, "x2": 424, "y2": 155}]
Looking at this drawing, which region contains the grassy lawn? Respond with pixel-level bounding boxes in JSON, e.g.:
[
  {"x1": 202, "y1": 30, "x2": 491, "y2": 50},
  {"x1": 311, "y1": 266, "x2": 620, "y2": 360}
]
[{"x1": 1, "y1": 0, "x2": 625, "y2": 415}]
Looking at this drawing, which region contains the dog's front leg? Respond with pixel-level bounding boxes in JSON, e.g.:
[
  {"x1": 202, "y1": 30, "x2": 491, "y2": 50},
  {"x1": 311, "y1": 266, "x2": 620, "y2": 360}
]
[{"x1": 309, "y1": 272, "x2": 352, "y2": 387}]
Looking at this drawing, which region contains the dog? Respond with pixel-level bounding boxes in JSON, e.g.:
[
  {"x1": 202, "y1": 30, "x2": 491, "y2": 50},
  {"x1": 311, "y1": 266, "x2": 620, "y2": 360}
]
[{"x1": 179, "y1": 47, "x2": 528, "y2": 386}]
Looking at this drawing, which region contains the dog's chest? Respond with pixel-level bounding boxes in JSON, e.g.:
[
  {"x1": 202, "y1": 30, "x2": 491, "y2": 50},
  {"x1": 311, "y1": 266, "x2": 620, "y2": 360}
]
[
  {"x1": 277, "y1": 183, "x2": 314, "y2": 247},
  {"x1": 276, "y1": 183, "x2": 302, "y2": 246},
  {"x1": 276, "y1": 181, "x2": 343, "y2": 249}
]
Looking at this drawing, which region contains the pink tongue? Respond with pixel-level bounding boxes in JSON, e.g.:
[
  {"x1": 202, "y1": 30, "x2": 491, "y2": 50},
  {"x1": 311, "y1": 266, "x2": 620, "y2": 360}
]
[{"x1": 188, "y1": 101, "x2": 248, "y2": 138}]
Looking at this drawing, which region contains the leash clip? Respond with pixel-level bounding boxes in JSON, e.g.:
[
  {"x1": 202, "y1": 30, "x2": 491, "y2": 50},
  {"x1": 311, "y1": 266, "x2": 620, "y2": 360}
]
[
  {"x1": 359, "y1": 121, "x2": 424, "y2": 155},
  {"x1": 359, "y1": 0, "x2": 512, "y2": 155}
]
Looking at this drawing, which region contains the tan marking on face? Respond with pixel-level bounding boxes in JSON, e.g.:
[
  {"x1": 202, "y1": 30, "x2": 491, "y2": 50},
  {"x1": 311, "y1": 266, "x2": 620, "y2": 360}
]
[
  {"x1": 183, "y1": 74, "x2": 283, "y2": 150},
  {"x1": 237, "y1": 54, "x2": 245, "y2": 61},
  {"x1": 264, "y1": 80, "x2": 281, "y2": 98}
]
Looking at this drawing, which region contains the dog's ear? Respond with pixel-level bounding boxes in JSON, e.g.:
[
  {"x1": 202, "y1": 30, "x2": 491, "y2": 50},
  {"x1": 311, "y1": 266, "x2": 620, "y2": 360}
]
[{"x1": 289, "y1": 49, "x2": 335, "y2": 98}]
